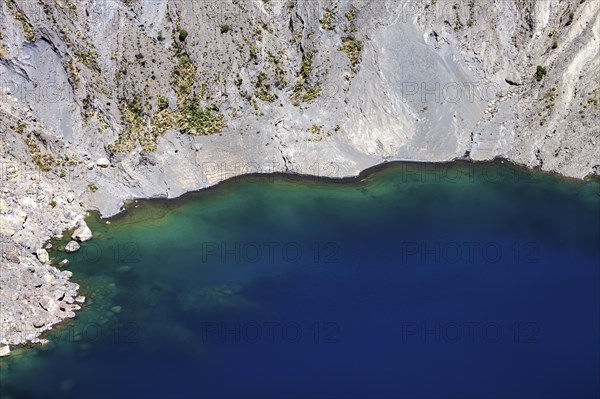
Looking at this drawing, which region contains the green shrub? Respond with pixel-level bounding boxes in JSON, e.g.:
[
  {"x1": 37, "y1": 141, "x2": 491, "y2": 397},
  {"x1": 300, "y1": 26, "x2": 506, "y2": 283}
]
[
  {"x1": 179, "y1": 29, "x2": 188, "y2": 42},
  {"x1": 535, "y1": 65, "x2": 547, "y2": 82},
  {"x1": 220, "y1": 24, "x2": 230, "y2": 34}
]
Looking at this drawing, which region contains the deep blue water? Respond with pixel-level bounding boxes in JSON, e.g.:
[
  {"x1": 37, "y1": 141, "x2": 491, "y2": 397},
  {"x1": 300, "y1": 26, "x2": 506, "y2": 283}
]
[{"x1": 1, "y1": 162, "x2": 599, "y2": 399}]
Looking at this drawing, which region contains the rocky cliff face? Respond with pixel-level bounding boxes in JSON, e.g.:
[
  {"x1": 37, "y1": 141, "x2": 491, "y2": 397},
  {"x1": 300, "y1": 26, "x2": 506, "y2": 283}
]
[{"x1": 0, "y1": 0, "x2": 598, "y2": 346}]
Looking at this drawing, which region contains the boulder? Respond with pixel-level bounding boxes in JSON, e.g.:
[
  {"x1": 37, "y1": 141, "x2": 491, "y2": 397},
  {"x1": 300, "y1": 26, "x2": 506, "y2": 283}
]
[
  {"x1": 33, "y1": 319, "x2": 46, "y2": 328},
  {"x1": 66, "y1": 191, "x2": 75, "y2": 203},
  {"x1": 4, "y1": 246, "x2": 21, "y2": 264},
  {"x1": 59, "y1": 259, "x2": 70, "y2": 267},
  {"x1": 96, "y1": 158, "x2": 110, "y2": 168},
  {"x1": 42, "y1": 273, "x2": 55, "y2": 284},
  {"x1": 0, "y1": 210, "x2": 27, "y2": 236},
  {"x1": 65, "y1": 241, "x2": 80, "y2": 253},
  {"x1": 72, "y1": 220, "x2": 92, "y2": 242},
  {"x1": 36, "y1": 248, "x2": 50, "y2": 264},
  {"x1": 505, "y1": 69, "x2": 523, "y2": 86},
  {"x1": 0, "y1": 345, "x2": 10, "y2": 357},
  {"x1": 39, "y1": 296, "x2": 59, "y2": 313}
]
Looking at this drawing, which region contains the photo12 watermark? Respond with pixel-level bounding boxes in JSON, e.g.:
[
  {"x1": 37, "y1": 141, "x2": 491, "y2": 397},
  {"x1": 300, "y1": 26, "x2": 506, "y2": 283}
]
[
  {"x1": 399, "y1": 241, "x2": 540, "y2": 265},
  {"x1": 400, "y1": 321, "x2": 541, "y2": 344}
]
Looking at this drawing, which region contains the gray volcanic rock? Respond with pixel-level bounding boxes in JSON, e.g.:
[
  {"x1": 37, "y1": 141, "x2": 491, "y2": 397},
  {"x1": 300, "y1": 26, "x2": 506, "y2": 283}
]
[
  {"x1": 96, "y1": 158, "x2": 110, "y2": 168},
  {"x1": 36, "y1": 248, "x2": 50, "y2": 264},
  {"x1": 0, "y1": 0, "x2": 598, "y2": 346},
  {"x1": 72, "y1": 220, "x2": 93, "y2": 242}
]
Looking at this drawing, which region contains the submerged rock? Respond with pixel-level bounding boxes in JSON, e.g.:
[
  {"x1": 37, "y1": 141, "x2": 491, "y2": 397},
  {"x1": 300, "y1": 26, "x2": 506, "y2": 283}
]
[{"x1": 65, "y1": 241, "x2": 80, "y2": 253}]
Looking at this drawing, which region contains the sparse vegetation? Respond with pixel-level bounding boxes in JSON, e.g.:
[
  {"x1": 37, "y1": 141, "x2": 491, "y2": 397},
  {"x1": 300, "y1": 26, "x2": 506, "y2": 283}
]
[
  {"x1": 172, "y1": 54, "x2": 197, "y2": 101},
  {"x1": 25, "y1": 135, "x2": 55, "y2": 172},
  {"x1": 306, "y1": 124, "x2": 339, "y2": 142},
  {"x1": 157, "y1": 30, "x2": 164, "y2": 42},
  {"x1": 88, "y1": 183, "x2": 98, "y2": 192},
  {"x1": 466, "y1": 1, "x2": 475, "y2": 27},
  {"x1": 345, "y1": 6, "x2": 358, "y2": 23},
  {"x1": 151, "y1": 108, "x2": 177, "y2": 136},
  {"x1": 308, "y1": 125, "x2": 324, "y2": 135},
  {"x1": 177, "y1": 100, "x2": 226, "y2": 136},
  {"x1": 78, "y1": 49, "x2": 100, "y2": 72},
  {"x1": 321, "y1": 8, "x2": 335, "y2": 31},
  {"x1": 303, "y1": 86, "x2": 321, "y2": 103},
  {"x1": 220, "y1": 24, "x2": 230, "y2": 34},
  {"x1": 254, "y1": 71, "x2": 277, "y2": 103},
  {"x1": 551, "y1": 40, "x2": 558, "y2": 49},
  {"x1": 339, "y1": 36, "x2": 363, "y2": 68},
  {"x1": 540, "y1": 87, "x2": 558, "y2": 109},
  {"x1": 291, "y1": 51, "x2": 321, "y2": 105},
  {"x1": 49, "y1": 200, "x2": 57, "y2": 208},
  {"x1": 15, "y1": 122, "x2": 26, "y2": 134},
  {"x1": 110, "y1": 46, "x2": 226, "y2": 152},
  {"x1": 108, "y1": 97, "x2": 148, "y2": 152},
  {"x1": 11, "y1": 7, "x2": 36, "y2": 41},
  {"x1": 452, "y1": 3, "x2": 464, "y2": 31}
]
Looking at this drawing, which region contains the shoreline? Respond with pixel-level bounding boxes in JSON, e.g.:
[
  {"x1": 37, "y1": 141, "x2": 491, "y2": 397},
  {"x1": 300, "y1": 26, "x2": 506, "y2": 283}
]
[
  {"x1": 95, "y1": 157, "x2": 599, "y2": 223},
  {"x1": 1, "y1": 158, "x2": 598, "y2": 354}
]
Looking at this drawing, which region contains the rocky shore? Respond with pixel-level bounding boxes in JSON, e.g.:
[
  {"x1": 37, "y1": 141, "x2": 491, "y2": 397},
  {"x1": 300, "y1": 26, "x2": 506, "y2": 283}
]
[{"x1": 1, "y1": 0, "x2": 599, "y2": 351}]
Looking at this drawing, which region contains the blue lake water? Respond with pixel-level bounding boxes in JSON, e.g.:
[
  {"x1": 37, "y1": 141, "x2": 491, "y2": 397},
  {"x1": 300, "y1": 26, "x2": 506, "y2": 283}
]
[{"x1": 1, "y1": 162, "x2": 599, "y2": 399}]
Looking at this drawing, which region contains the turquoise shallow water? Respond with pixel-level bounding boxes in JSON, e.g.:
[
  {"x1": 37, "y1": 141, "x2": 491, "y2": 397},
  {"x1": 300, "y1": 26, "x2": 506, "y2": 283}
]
[{"x1": 1, "y1": 162, "x2": 599, "y2": 399}]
